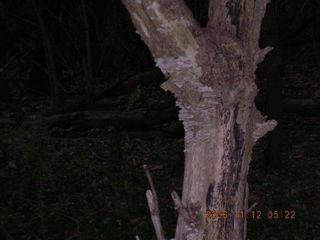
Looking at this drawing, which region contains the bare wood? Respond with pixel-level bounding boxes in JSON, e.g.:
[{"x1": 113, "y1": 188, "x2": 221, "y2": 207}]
[
  {"x1": 143, "y1": 165, "x2": 166, "y2": 240},
  {"x1": 142, "y1": 164, "x2": 160, "y2": 210},
  {"x1": 246, "y1": 202, "x2": 258, "y2": 214},
  {"x1": 171, "y1": 191, "x2": 192, "y2": 222}
]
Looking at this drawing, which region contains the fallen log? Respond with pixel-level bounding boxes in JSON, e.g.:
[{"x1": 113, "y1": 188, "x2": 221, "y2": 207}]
[
  {"x1": 27, "y1": 104, "x2": 179, "y2": 132},
  {"x1": 1, "y1": 98, "x2": 319, "y2": 135}
]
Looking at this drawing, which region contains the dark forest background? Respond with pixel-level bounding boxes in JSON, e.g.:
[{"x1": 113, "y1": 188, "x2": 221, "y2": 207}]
[{"x1": 0, "y1": 0, "x2": 319, "y2": 239}]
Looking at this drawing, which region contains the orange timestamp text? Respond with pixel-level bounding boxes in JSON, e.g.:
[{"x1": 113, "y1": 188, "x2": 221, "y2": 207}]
[{"x1": 205, "y1": 210, "x2": 296, "y2": 220}]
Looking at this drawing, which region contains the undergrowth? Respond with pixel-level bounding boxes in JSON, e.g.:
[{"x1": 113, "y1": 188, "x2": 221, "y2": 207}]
[{"x1": 0, "y1": 120, "x2": 318, "y2": 239}]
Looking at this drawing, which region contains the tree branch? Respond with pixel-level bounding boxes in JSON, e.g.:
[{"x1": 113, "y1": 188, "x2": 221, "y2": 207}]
[
  {"x1": 121, "y1": 0, "x2": 200, "y2": 59},
  {"x1": 142, "y1": 165, "x2": 166, "y2": 240}
]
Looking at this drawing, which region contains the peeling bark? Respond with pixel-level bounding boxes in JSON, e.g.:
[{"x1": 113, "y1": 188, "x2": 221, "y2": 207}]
[{"x1": 121, "y1": 0, "x2": 275, "y2": 239}]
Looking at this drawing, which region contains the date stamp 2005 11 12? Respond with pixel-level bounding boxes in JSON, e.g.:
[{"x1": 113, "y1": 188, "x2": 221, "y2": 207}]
[{"x1": 205, "y1": 210, "x2": 296, "y2": 220}]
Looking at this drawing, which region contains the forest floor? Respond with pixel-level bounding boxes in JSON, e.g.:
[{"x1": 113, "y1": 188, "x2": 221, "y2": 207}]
[{"x1": 0, "y1": 66, "x2": 319, "y2": 240}]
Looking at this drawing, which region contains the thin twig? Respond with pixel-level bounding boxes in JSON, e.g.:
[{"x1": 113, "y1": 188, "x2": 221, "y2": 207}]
[
  {"x1": 142, "y1": 164, "x2": 159, "y2": 208},
  {"x1": 88, "y1": 148, "x2": 108, "y2": 161},
  {"x1": 246, "y1": 202, "x2": 258, "y2": 214},
  {"x1": 142, "y1": 164, "x2": 166, "y2": 240},
  {"x1": 171, "y1": 191, "x2": 192, "y2": 222}
]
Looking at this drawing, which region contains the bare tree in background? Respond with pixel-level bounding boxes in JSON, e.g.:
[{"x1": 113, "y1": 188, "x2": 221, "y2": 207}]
[
  {"x1": 122, "y1": 0, "x2": 277, "y2": 239},
  {"x1": 32, "y1": 0, "x2": 60, "y2": 106}
]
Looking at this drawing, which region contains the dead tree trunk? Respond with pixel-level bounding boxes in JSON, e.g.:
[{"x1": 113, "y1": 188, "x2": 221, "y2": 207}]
[{"x1": 121, "y1": 0, "x2": 276, "y2": 239}]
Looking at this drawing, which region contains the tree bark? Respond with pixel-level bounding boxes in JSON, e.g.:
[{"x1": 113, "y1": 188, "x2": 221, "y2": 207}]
[{"x1": 121, "y1": 0, "x2": 276, "y2": 239}]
